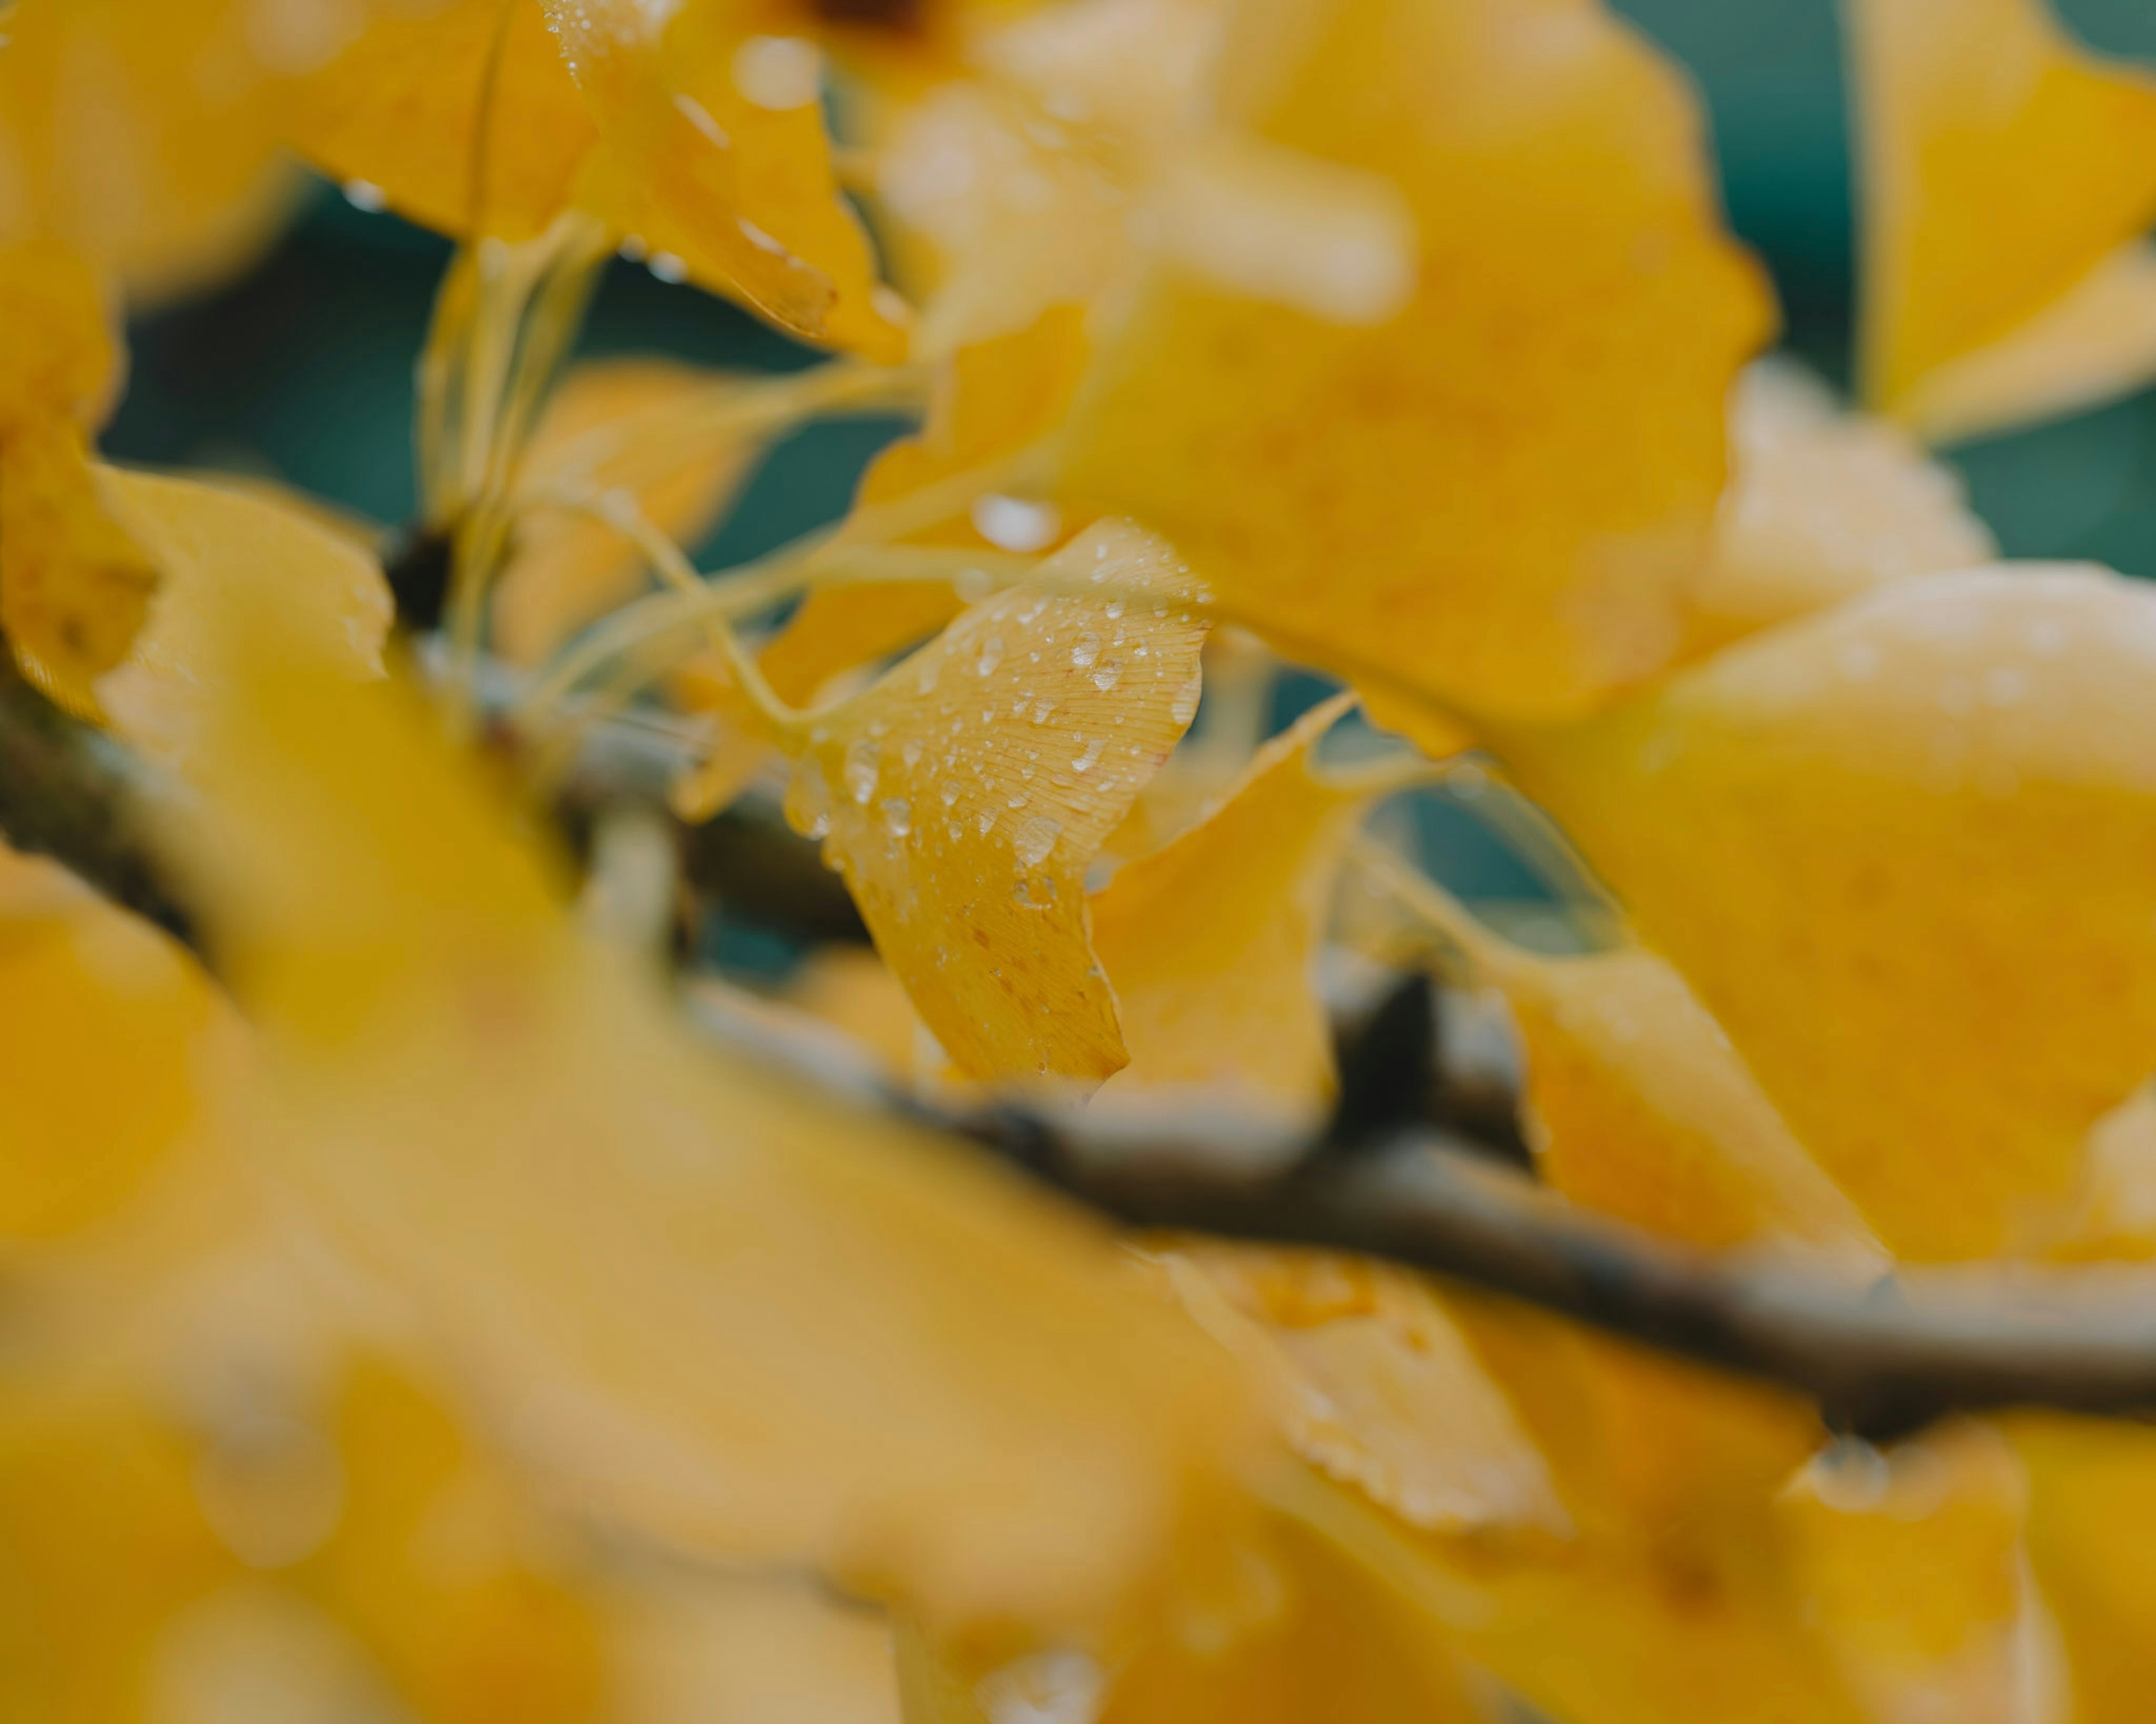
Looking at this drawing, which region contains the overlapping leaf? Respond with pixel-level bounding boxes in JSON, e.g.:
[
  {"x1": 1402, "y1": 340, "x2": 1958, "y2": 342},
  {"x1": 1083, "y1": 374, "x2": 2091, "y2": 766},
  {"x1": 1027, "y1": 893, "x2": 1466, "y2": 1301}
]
[
  {"x1": 789, "y1": 521, "x2": 1207, "y2": 1081},
  {"x1": 1056, "y1": 0, "x2": 1775, "y2": 726},
  {"x1": 1497, "y1": 565, "x2": 2156, "y2": 1260},
  {"x1": 1849, "y1": 0, "x2": 2156, "y2": 438}
]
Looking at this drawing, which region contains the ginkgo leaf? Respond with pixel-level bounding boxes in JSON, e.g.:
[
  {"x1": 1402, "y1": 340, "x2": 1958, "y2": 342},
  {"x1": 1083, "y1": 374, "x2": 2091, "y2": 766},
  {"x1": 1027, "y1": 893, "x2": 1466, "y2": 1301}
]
[
  {"x1": 2011, "y1": 1412, "x2": 2156, "y2": 1723},
  {"x1": 1164, "y1": 1247, "x2": 1570, "y2": 1538},
  {"x1": 542, "y1": 1, "x2": 906, "y2": 357},
  {"x1": 1687, "y1": 360, "x2": 1996, "y2": 655},
  {"x1": 1056, "y1": 0, "x2": 1775, "y2": 725},
  {"x1": 1372, "y1": 856, "x2": 1883, "y2": 1266},
  {"x1": 1496, "y1": 564, "x2": 2156, "y2": 1261},
  {"x1": 1090, "y1": 693, "x2": 1380, "y2": 1119},
  {"x1": 1780, "y1": 1424, "x2": 2047, "y2": 1724},
  {"x1": 789, "y1": 521, "x2": 1208, "y2": 1082},
  {"x1": 495, "y1": 357, "x2": 756, "y2": 665},
  {"x1": 0, "y1": 843, "x2": 237, "y2": 1243},
  {"x1": 0, "y1": 242, "x2": 160, "y2": 717},
  {"x1": 165, "y1": 574, "x2": 1260, "y2": 1638},
  {"x1": 0, "y1": 0, "x2": 294, "y2": 302},
  {"x1": 95, "y1": 465, "x2": 393, "y2": 766},
  {"x1": 1848, "y1": 0, "x2": 2156, "y2": 434},
  {"x1": 288, "y1": 0, "x2": 599, "y2": 245}
]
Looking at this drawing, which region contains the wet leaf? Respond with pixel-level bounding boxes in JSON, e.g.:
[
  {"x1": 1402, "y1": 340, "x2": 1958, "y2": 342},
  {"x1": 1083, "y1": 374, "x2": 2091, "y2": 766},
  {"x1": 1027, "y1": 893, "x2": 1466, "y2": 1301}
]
[
  {"x1": 1499, "y1": 565, "x2": 2156, "y2": 1260},
  {"x1": 793, "y1": 521, "x2": 1208, "y2": 1081},
  {"x1": 1849, "y1": 0, "x2": 2156, "y2": 437},
  {"x1": 542, "y1": 1, "x2": 905, "y2": 356},
  {"x1": 1057, "y1": 0, "x2": 1775, "y2": 725},
  {"x1": 289, "y1": 0, "x2": 599, "y2": 244}
]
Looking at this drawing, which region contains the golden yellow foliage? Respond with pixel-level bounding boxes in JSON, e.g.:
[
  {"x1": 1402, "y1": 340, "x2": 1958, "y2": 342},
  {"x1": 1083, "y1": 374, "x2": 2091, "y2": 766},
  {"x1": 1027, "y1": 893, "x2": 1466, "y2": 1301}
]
[
  {"x1": 168, "y1": 577, "x2": 1261, "y2": 1639},
  {"x1": 1499, "y1": 566, "x2": 2156, "y2": 1261},
  {"x1": 1057, "y1": 0, "x2": 1774, "y2": 725},
  {"x1": 791, "y1": 521, "x2": 1207, "y2": 1081},
  {"x1": 1849, "y1": 0, "x2": 2156, "y2": 437}
]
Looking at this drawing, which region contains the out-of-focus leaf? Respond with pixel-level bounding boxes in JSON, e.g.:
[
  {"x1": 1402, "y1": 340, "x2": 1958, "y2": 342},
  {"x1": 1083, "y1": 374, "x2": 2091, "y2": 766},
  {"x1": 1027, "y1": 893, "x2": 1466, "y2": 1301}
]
[
  {"x1": 1687, "y1": 360, "x2": 1996, "y2": 655},
  {"x1": 1849, "y1": 0, "x2": 2156, "y2": 438},
  {"x1": 166, "y1": 578, "x2": 1260, "y2": 1639},
  {"x1": 542, "y1": 0, "x2": 906, "y2": 356},
  {"x1": 0, "y1": 844, "x2": 236, "y2": 1243},
  {"x1": 95, "y1": 466, "x2": 392, "y2": 766},
  {"x1": 1498, "y1": 565, "x2": 2156, "y2": 1260},
  {"x1": 1090, "y1": 693, "x2": 1376, "y2": 1119},
  {"x1": 792, "y1": 521, "x2": 1207, "y2": 1081},
  {"x1": 494, "y1": 357, "x2": 754, "y2": 665},
  {"x1": 1378, "y1": 858, "x2": 1881, "y2": 1265},
  {"x1": 1782, "y1": 1423, "x2": 2049, "y2": 1724},
  {"x1": 0, "y1": 0, "x2": 294, "y2": 303},
  {"x1": 1057, "y1": 0, "x2": 1774, "y2": 726},
  {"x1": 0, "y1": 243, "x2": 158, "y2": 717},
  {"x1": 289, "y1": 0, "x2": 598, "y2": 245}
]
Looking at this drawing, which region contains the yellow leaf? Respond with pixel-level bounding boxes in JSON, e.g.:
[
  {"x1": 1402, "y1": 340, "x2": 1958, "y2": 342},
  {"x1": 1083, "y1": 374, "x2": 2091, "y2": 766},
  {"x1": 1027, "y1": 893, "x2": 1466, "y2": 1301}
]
[
  {"x1": 1781, "y1": 1423, "x2": 2048, "y2": 1724},
  {"x1": 1057, "y1": 0, "x2": 1774, "y2": 725},
  {"x1": 0, "y1": 0, "x2": 294, "y2": 303},
  {"x1": 1373, "y1": 857, "x2": 1882, "y2": 1265},
  {"x1": 1497, "y1": 565, "x2": 2156, "y2": 1260},
  {"x1": 167, "y1": 577, "x2": 1261, "y2": 1638},
  {"x1": 543, "y1": 1, "x2": 906, "y2": 356},
  {"x1": 95, "y1": 465, "x2": 394, "y2": 767},
  {"x1": 0, "y1": 434, "x2": 161, "y2": 718},
  {"x1": 1090, "y1": 693, "x2": 1376, "y2": 1119},
  {"x1": 0, "y1": 843, "x2": 236, "y2": 1243},
  {"x1": 792, "y1": 521, "x2": 1207, "y2": 1081},
  {"x1": 1849, "y1": 0, "x2": 2156, "y2": 432},
  {"x1": 1687, "y1": 360, "x2": 1996, "y2": 656},
  {"x1": 288, "y1": 0, "x2": 599, "y2": 245},
  {"x1": 495, "y1": 357, "x2": 756, "y2": 665}
]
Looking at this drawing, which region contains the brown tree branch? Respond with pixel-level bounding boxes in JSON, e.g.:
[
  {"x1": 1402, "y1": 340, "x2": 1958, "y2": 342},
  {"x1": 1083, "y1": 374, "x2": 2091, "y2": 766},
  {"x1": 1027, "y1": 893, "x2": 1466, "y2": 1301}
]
[{"x1": 14, "y1": 657, "x2": 2156, "y2": 1442}]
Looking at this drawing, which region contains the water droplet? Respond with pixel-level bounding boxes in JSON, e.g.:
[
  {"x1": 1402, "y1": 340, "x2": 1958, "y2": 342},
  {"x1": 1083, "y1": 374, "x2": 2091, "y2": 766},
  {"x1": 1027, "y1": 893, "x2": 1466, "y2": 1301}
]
[
  {"x1": 975, "y1": 635, "x2": 1007, "y2": 677},
  {"x1": 947, "y1": 821, "x2": 964, "y2": 843},
  {"x1": 1104, "y1": 598, "x2": 1126, "y2": 620},
  {"x1": 1030, "y1": 698, "x2": 1057, "y2": 724},
  {"x1": 342, "y1": 178, "x2": 387, "y2": 212},
  {"x1": 784, "y1": 758, "x2": 832, "y2": 838},
  {"x1": 844, "y1": 737, "x2": 880, "y2": 804},
  {"x1": 956, "y1": 565, "x2": 994, "y2": 601},
  {"x1": 1072, "y1": 738, "x2": 1106, "y2": 773},
  {"x1": 1090, "y1": 658, "x2": 1123, "y2": 693},
  {"x1": 976, "y1": 810, "x2": 999, "y2": 836},
  {"x1": 902, "y1": 738, "x2": 924, "y2": 767},
  {"x1": 1170, "y1": 671, "x2": 1202, "y2": 726},
  {"x1": 939, "y1": 780, "x2": 962, "y2": 807},
  {"x1": 1071, "y1": 632, "x2": 1102, "y2": 670},
  {"x1": 971, "y1": 495, "x2": 1061, "y2": 553},
  {"x1": 1012, "y1": 815, "x2": 1061, "y2": 868},
  {"x1": 882, "y1": 798, "x2": 912, "y2": 839},
  {"x1": 648, "y1": 251, "x2": 688, "y2": 285},
  {"x1": 1007, "y1": 792, "x2": 1030, "y2": 810}
]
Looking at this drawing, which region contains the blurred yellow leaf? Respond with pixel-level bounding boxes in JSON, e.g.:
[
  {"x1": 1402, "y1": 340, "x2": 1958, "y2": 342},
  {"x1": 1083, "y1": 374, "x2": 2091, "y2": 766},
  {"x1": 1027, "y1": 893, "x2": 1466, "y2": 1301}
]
[
  {"x1": 1782, "y1": 1424, "x2": 2046, "y2": 1724},
  {"x1": 0, "y1": 243, "x2": 159, "y2": 717},
  {"x1": 1373, "y1": 856, "x2": 1881, "y2": 1265},
  {"x1": 1057, "y1": 0, "x2": 1774, "y2": 725},
  {"x1": 95, "y1": 465, "x2": 393, "y2": 766},
  {"x1": 1849, "y1": 0, "x2": 2156, "y2": 437},
  {"x1": 1688, "y1": 360, "x2": 1996, "y2": 656},
  {"x1": 1499, "y1": 565, "x2": 2156, "y2": 1260},
  {"x1": 791, "y1": 520, "x2": 1207, "y2": 1081},
  {"x1": 0, "y1": 844, "x2": 236, "y2": 1243},
  {"x1": 543, "y1": 0, "x2": 906, "y2": 356},
  {"x1": 289, "y1": 0, "x2": 599, "y2": 245},
  {"x1": 0, "y1": 0, "x2": 294, "y2": 303},
  {"x1": 495, "y1": 356, "x2": 755, "y2": 665},
  {"x1": 167, "y1": 577, "x2": 1262, "y2": 1639},
  {"x1": 1091, "y1": 693, "x2": 1376, "y2": 1119}
]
